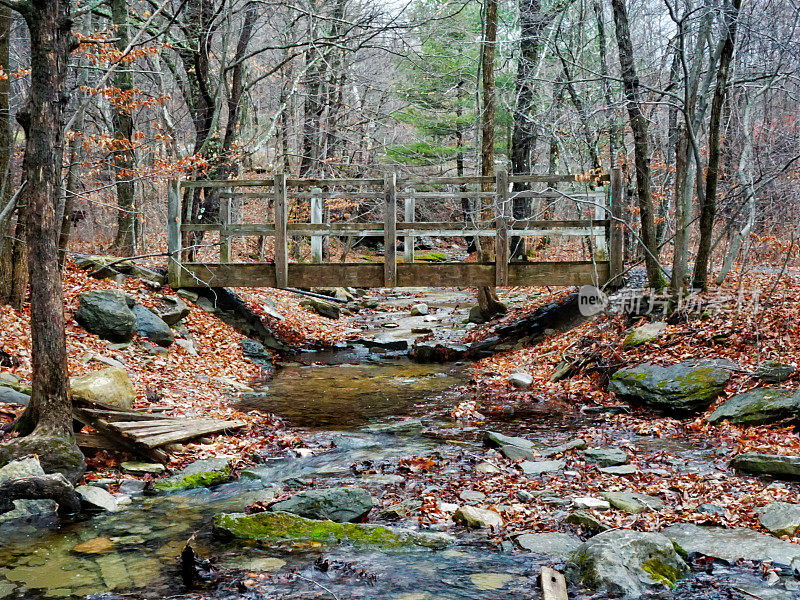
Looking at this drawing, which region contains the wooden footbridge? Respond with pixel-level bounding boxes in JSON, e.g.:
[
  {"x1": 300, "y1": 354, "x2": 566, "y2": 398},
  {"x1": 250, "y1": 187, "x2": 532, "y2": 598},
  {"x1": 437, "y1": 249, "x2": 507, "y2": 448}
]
[{"x1": 166, "y1": 169, "x2": 624, "y2": 290}]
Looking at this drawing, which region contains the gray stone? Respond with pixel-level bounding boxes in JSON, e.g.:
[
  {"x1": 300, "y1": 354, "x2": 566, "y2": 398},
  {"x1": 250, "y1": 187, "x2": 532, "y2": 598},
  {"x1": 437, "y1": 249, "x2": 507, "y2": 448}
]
[
  {"x1": 609, "y1": 360, "x2": 731, "y2": 414},
  {"x1": 300, "y1": 297, "x2": 340, "y2": 320},
  {"x1": 75, "y1": 289, "x2": 136, "y2": 342},
  {"x1": 475, "y1": 462, "x2": 501, "y2": 474},
  {"x1": 508, "y1": 373, "x2": 533, "y2": 389},
  {"x1": 468, "y1": 305, "x2": 485, "y2": 324},
  {"x1": 602, "y1": 492, "x2": 664, "y2": 514},
  {"x1": 154, "y1": 458, "x2": 232, "y2": 492},
  {"x1": 600, "y1": 464, "x2": 638, "y2": 476},
  {"x1": 453, "y1": 505, "x2": 503, "y2": 528},
  {"x1": 541, "y1": 439, "x2": 587, "y2": 457},
  {"x1": 410, "y1": 303, "x2": 429, "y2": 316},
  {"x1": 459, "y1": 490, "x2": 486, "y2": 502},
  {"x1": 484, "y1": 431, "x2": 535, "y2": 450},
  {"x1": 154, "y1": 295, "x2": 190, "y2": 325},
  {"x1": 582, "y1": 447, "x2": 628, "y2": 467},
  {"x1": 567, "y1": 529, "x2": 688, "y2": 598},
  {"x1": 516, "y1": 532, "x2": 581, "y2": 558},
  {"x1": 756, "y1": 360, "x2": 797, "y2": 383},
  {"x1": 0, "y1": 457, "x2": 45, "y2": 482},
  {"x1": 132, "y1": 304, "x2": 174, "y2": 347},
  {"x1": 70, "y1": 367, "x2": 135, "y2": 410},
  {"x1": 520, "y1": 460, "x2": 565, "y2": 475},
  {"x1": 75, "y1": 485, "x2": 118, "y2": 512},
  {"x1": 500, "y1": 445, "x2": 537, "y2": 461},
  {"x1": 379, "y1": 498, "x2": 422, "y2": 520},
  {"x1": 573, "y1": 497, "x2": 610, "y2": 510},
  {"x1": 363, "y1": 419, "x2": 423, "y2": 435},
  {"x1": 0, "y1": 386, "x2": 29, "y2": 405},
  {"x1": 758, "y1": 502, "x2": 800, "y2": 537},
  {"x1": 696, "y1": 503, "x2": 725, "y2": 516},
  {"x1": 118, "y1": 479, "x2": 146, "y2": 496},
  {"x1": 0, "y1": 499, "x2": 57, "y2": 522},
  {"x1": 268, "y1": 487, "x2": 374, "y2": 523},
  {"x1": 730, "y1": 453, "x2": 800, "y2": 479},
  {"x1": 622, "y1": 322, "x2": 667, "y2": 348},
  {"x1": 707, "y1": 388, "x2": 800, "y2": 425},
  {"x1": 565, "y1": 510, "x2": 609, "y2": 534},
  {"x1": 662, "y1": 523, "x2": 800, "y2": 568}
]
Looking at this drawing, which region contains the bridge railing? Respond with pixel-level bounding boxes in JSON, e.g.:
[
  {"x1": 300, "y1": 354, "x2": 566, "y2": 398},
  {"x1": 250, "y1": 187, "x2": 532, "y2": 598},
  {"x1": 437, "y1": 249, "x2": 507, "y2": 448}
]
[{"x1": 167, "y1": 170, "x2": 624, "y2": 289}]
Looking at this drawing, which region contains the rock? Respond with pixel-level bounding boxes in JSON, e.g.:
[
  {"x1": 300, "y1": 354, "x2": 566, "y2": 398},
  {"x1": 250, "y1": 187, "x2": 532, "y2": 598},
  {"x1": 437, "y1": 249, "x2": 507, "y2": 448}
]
[
  {"x1": 176, "y1": 289, "x2": 200, "y2": 302},
  {"x1": 119, "y1": 479, "x2": 146, "y2": 496},
  {"x1": 565, "y1": 511, "x2": 609, "y2": 534},
  {"x1": 567, "y1": 529, "x2": 688, "y2": 598},
  {"x1": 468, "y1": 305, "x2": 485, "y2": 324},
  {"x1": 410, "y1": 303, "x2": 428, "y2": 316},
  {"x1": 582, "y1": 448, "x2": 628, "y2": 467},
  {"x1": 70, "y1": 367, "x2": 136, "y2": 410},
  {"x1": 363, "y1": 419, "x2": 423, "y2": 435},
  {"x1": 0, "y1": 456, "x2": 46, "y2": 482},
  {"x1": 470, "y1": 573, "x2": 512, "y2": 591},
  {"x1": 153, "y1": 295, "x2": 190, "y2": 325},
  {"x1": 600, "y1": 464, "x2": 637, "y2": 476},
  {"x1": 132, "y1": 304, "x2": 174, "y2": 347},
  {"x1": 707, "y1": 388, "x2": 800, "y2": 425},
  {"x1": 75, "y1": 289, "x2": 136, "y2": 342},
  {"x1": 662, "y1": 523, "x2": 800, "y2": 568},
  {"x1": 499, "y1": 445, "x2": 537, "y2": 461},
  {"x1": 5, "y1": 435, "x2": 85, "y2": 485},
  {"x1": 758, "y1": 502, "x2": 800, "y2": 537},
  {"x1": 573, "y1": 497, "x2": 611, "y2": 510},
  {"x1": 459, "y1": 490, "x2": 486, "y2": 502},
  {"x1": 484, "y1": 431, "x2": 535, "y2": 450},
  {"x1": 76, "y1": 254, "x2": 132, "y2": 277},
  {"x1": 541, "y1": 439, "x2": 587, "y2": 457},
  {"x1": 475, "y1": 462, "x2": 501, "y2": 474},
  {"x1": 756, "y1": 360, "x2": 797, "y2": 383},
  {"x1": 268, "y1": 487, "x2": 373, "y2": 523},
  {"x1": 515, "y1": 532, "x2": 581, "y2": 558},
  {"x1": 75, "y1": 485, "x2": 118, "y2": 513},
  {"x1": 508, "y1": 372, "x2": 533, "y2": 389},
  {"x1": 72, "y1": 537, "x2": 115, "y2": 555},
  {"x1": 379, "y1": 498, "x2": 422, "y2": 520},
  {"x1": 300, "y1": 297, "x2": 340, "y2": 320},
  {"x1": 730, "y1": 453, "x2": 800, "y2": 479},
  {"x1": 453, "y1": 505, "x2": 503, "y2": 528},
  {"x1": 520, "y1": 460, "x2": 565, "y2": 475},
  {"x1": 622, "y1": 322, "x2": 667, "y2": 348},
  {"x1": 696, "y1": 503, "x2": 725, "y2": 515},
  {"x1": 609, "y1": 360, "x2": 731, "y2": 414},
  {"x1": 0, "y1": 372, "x2": 30, "y2": 395},
  {"x1": 154, "y1": 458, "x2": 232, "y2": 492},
  {"x1": 602, "y1": 492, "x2": 664, "y2": 514},
  {"x1": 121, "y1": 461, "x2": 165, "y2": 475},
  {"x1": 213, "y1": 511, "x2": 452, "y2": 549},
  {"x1": 0, "y1": 386, "x2": 29, "y2": 406}
]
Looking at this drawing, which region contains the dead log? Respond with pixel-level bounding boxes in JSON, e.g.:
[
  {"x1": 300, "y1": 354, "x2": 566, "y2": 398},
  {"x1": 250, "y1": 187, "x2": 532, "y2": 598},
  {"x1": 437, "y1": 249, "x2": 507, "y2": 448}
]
[{"x1": 0, "y1": 473, "x2": 81, "y2": 516}]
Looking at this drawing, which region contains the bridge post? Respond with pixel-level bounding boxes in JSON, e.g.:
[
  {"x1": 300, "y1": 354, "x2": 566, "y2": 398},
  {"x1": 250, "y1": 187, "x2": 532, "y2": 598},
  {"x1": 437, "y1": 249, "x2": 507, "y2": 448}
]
[
  {"x1": 384, "y1": 173, "x2": 397, "y2": 287},
  {"x1": 219, "y1": 196, "x2": 231, "y2": 263},
  {"x1": 310, "y1": 187, "x2": 323, "y2": 263},
  {"x1": 609, "y1": 167, "x2": 625, "y2": 287},
  {"x1": 594, "y1": 188, "x2": 608, "y2": 259},
  {"x1": 404, "y1": 188, "x2": 415, "y2": 264},
  {"x1": 167, "y1": 180, "x2": 181, "y2": 287},
  {"x1": 274, "y1": 172, "x2": 288, "y2": 288},
  {"x1": 495, "y1": 170, "x2": 509, "y2": 286}
]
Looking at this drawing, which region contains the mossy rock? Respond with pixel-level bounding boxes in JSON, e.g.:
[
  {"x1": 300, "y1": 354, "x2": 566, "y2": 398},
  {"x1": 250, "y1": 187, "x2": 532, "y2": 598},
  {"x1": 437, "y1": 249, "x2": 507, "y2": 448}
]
[
  {"x1": 212, "y1": 511, "x2": 452, "y2": 550},
  {"x1": 755, "y1": 360, "x2": 796, "y2": 383},
  {"x1": 2, "y1": 435, "x2": 85, "y2": 485},
  {"x1": 622, "y1": 322, "x2": 667, "y2": 348},
  {"x1": 706, "y1": 387, "x2": 800, "y2": 425},
  {"x1": 154, "y1": 458, "x2": 232, "y2": 492}
]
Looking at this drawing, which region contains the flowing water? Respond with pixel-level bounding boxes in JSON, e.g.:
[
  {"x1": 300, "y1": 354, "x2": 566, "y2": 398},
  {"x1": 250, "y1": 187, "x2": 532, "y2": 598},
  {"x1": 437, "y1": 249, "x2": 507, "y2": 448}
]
[{"x1": 0, "y1": 354, "x2": 791, "y2": 599}]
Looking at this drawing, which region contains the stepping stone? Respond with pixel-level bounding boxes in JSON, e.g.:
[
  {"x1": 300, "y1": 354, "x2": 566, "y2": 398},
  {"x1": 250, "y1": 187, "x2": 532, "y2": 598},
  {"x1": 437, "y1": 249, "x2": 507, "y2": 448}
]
[
  {"x1": 121, "y1": 461, "x2": 165, "y2": 475},
  {"x1": 573, "y1": 497, "x2": 611, "y2": 511},
  {"x1": 599, "y1": 464, "x2": 637, "y2": 476},
  {"x1": 520, "y1": 460, "x2": 565, "y2": 476},
  {"x1": 730, "y1": 453, "x2": 800, "y2": 479},
  {"x1": 484, "y1": 431, "x2": 535, "y2": 450},
  {"x1": 601, "y1": 492, "x2": 663, "y2": 514},
  {"x1": 453, "y1": 506, "x2": 503, "y2": 528},
  {"x1": 581, "y1": 448, "x2": 628, "y2": 467},
  {"x1": 541, "y1": 439, "x2": 587, "y2": 457},
  {"x1": 758, "y1": 502, "x2": 800, "y2": 537},
  {"x1": 500, "y1": 445, "x2": 537, "y2": 461}
]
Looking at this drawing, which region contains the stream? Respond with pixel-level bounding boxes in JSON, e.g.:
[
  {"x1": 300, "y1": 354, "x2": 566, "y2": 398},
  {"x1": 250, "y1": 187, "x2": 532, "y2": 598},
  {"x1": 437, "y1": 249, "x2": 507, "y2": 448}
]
[{"x1": 0, "y1": 348, "x2": 794, "y2": 599}]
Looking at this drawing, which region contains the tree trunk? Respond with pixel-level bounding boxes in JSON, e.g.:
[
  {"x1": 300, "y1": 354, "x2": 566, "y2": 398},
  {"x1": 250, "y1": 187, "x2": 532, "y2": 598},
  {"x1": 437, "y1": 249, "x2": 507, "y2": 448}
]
[
  {"x1": 610, "y1": 0, "x2": 666, "y2": 289},
  {"x1": 693, "y1": 0, "x2": 742, "y2": 290}
]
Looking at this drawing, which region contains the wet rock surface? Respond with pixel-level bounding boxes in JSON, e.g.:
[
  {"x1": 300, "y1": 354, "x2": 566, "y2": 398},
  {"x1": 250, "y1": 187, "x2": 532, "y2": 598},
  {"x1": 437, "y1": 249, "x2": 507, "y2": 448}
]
[{"x1": 267, "y1": 487, "x2": 373, "y2": 523}]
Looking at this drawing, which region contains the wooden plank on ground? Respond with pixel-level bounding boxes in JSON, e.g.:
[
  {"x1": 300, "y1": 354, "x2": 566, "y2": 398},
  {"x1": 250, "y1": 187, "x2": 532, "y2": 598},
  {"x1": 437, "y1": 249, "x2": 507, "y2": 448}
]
[
  {"x1": 137, "y1": 420, "x2": 246, "y2": 448},
  {"x1": 540, "y1": 567, "x2": 568, "y2": 600},
  {"x1": 73, "y1": 408, "x2": 169, "y2": 463}
]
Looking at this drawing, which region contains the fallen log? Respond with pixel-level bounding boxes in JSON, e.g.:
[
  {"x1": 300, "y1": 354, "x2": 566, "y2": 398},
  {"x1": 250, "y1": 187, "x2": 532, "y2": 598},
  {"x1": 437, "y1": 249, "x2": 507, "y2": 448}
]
[{"x1": 0, "y1": 473, "x2": 81, "y2": 517}]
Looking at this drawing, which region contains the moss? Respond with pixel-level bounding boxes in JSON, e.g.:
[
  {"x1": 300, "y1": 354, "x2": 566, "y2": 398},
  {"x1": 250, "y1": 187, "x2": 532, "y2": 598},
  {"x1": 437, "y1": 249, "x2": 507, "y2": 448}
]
[
  {"x1": 415, "y1": 251, "x2": 448, "y2": 262},
  {"x1": 641, "y1": 558, "x2": 683, "y2": 587},
  {"x1": 154, "y1": 464, "x2": 231, "y2": 492},
  {"x1": 212, "y1": 511, "x2": 450, "y2": 550},
  {"x1": 671, "y1": 541, "x2": 688, "y2": 561}
]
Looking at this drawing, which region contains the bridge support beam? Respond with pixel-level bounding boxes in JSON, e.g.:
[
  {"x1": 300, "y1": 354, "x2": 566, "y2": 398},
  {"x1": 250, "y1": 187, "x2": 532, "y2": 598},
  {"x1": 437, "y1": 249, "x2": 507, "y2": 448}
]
[
  {"x1": 274, "y1": 172, "x2": 288, "y2": 288},
  {"x1": 404, "y1": 189, "x2": 415, "y2": 264},
  {"x1": 384, "y1": 173, "x2": 397, "y2": 286},
  {"x1": 495, "y1": 169, "x2": 509, "y2": 286},
  {"x1": 310, "y1": 187, "x2": 323, "y2": 263}
]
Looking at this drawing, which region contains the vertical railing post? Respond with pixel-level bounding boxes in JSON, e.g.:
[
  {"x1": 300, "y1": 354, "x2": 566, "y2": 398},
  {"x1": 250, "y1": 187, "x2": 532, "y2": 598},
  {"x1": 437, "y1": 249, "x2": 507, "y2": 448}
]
[
  {"x1": 495, "y1": 170, "x2": 509, "y2": 287},
  {"x1": 167, "y1": 180, "x2": 182, "y2": 287},
  {"x1": 310, "y1": 187, "x2": 323, "y2": 263},
  {"x1": 219, "y1": 195, "x2": 231, "y2": 263},
  {"x1": 404, "y1": 188, "x2": 415, "y2": 264},
  {"x1": 274, "y1": 173, "x2": 288, "y2": 288},
  {"x1": 609, "y1": 167, "x2": 624, "y2": 287},
  {"x1": 384, "y1": 173, "x2": 397, "y2": 287},
  {"x1": 594, "y1": 188, "x2": 608, "y2": 259}
]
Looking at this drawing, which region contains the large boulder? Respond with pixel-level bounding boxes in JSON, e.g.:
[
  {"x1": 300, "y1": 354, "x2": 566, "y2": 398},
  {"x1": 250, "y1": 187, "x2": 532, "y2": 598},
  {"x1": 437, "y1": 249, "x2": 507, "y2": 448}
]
[
  {"x1": 75, "y1": 485, "x2": 118, "y2": 513},
  {"x1": 707, "y1": 388, "x2": 800, "y2": 425},
  {"x1": 601, "y1": 492, "x2": 664, "y2": 514},
  {"x1": 582, "y1": 448, "x2": 628, "y2": 467},
  {"x1": 213, "y1": 511, "x2": 451, "y2": 549},
  {"x1": 758, "y1": 502, "x2": 800, "y2": 537},
  {"x1": 730, "y1": 453, "x2": 800, "y2": 479},
  {"x1": 268, "y1": 487, "x2": 373, "y2": 523},
  {"x1": 154, "y1": 458, "x2": 232, "y2": 492},
  {"x1": 0, "y1": 386, "x2": 30, "y2": 406},
  {"x1": 132, "y1": 304, "x2": 174, "y2": 347},
  {"x1": 567, "y1": 529, "x2": 688, "y2": 598},
  {"x1": 0, "y1": 456, "x2": 46, "y2": 482},
  {"x1": 755, "y1": 360, "x2": 796, "y2": 383},
  {"x1": 4, "y1": 436, "x2": 85, "y2": 484},
  {"x1": 153, "y1": 295, "x2": 190, "y2": 325},
  {"x1": 516, "y1": 532, "x2": 581, "y2": 558},
  {"x1": 300, "y1": 297, "x2": 339, "y2": 320},
  {"x1": 75, "y1": 289, "x2": 136, "y2": 342},
  {"x1": 662, "y1": 523, "x2": 800, "y2": 569},
  {"x1": 70, "y1": 367, "x2": 135, "y2": 410},
  {"x1": 609, "y1": 360, "x2": 731, "y2": 414}
]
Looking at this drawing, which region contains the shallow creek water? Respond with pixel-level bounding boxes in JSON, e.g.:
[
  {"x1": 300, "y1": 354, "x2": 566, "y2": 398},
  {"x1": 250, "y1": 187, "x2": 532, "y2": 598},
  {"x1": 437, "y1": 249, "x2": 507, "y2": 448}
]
[{"x1": 0, "y1": 355, "x2": 791, "y2": 599}]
